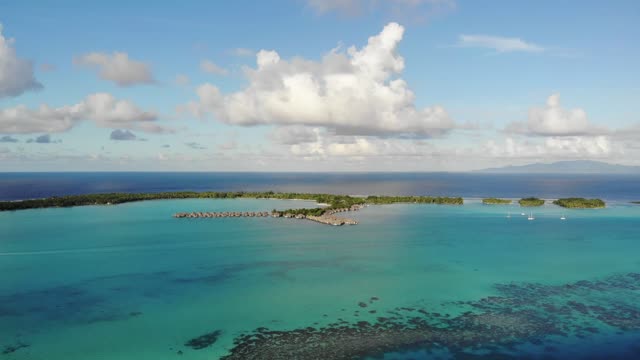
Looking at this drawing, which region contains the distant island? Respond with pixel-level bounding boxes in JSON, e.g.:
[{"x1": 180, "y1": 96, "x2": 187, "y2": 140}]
[
  {"x1": 0, "y1": 191, "x2": 467, "y2": 227},
  {"x1": 0, "y1": 191, "x2": 462, "y2": 213},
  {"x1": 482, "y1": 198, "x2": 512, "y2": 205},
  {"x1": 518, "y1": 197, "x2": 545, "y2": 207},
  {"x1": 477, "y1": 160, "x2": 640, "y2": 174},
  {"x1": 0, "y1": 192, "x2": 609, "y2": 225},
  {"x1": 553, "y1": 198, "x2": 605, "y2": 209}
]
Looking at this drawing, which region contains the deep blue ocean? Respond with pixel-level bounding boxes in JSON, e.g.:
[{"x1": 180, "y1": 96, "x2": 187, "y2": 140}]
[
  {"x1": 1, "y1": 172, "x2": 639, "y2": 359},
  {"x1": 1, "y1": 172, "x2": 639, "y2": 201}
]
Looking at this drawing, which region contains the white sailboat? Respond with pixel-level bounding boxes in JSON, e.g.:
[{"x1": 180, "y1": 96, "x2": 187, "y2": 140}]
[
  {"x1": 560, "y1": 214, "x2": 566, "y2": 220},
  {"x1": 527, "y1": 212, "x2": 535, "y2": 221},
  {"x1": 507, "y1": 212, "x2": 511, "y2": 218}
]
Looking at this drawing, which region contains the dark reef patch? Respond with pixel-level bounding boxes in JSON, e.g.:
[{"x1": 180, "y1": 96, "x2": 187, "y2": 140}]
[
  {"x1": 0, "y1": 285, "x2": 104, "y2": 322},
  {"x1": 222, "y1": 310, "x2": 554, "y2": 360},
  {"x1": 220, "y1": 272, "x2": 640, "y2": 359},
  {"x1": 185, "y1": 330, "x2": 222, "y2": 350},
  {"x1": 2, "y1": 342, "x2": 29, "y2": 355}
]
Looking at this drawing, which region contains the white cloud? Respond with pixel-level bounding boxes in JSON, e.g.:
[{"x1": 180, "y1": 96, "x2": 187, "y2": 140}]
[
  {"x1": 484, "y1": 135, "x2": 614, "y2": 158},
  {"x1": 307, "y1": 0, "x2": 366, "y2": 15},
  {"x1": 506, "y1": 94, "x2": 606, "y2": 136},
  {"x1": 175, "y1": 74, "x2": 190, "y2": 86},
  {"x1": 457, "y1": 34, "x2": 544, "y2": 53},
  {"x1": 40, "y1": 63, "x2": 56, "y2": 72},
  {"x1": 327, "y1": 138, "x2": 377, "y2": 156},
  {"x1": 200, "y1": 60, "x2": 228, "y2": 75},
  {"x1": 613, "y1": 123, "x2": 640, "y2": 140},
  {"x1": 307, "y1": 0, "x2": 455, "y2": 18},
  {"x1": 269, "y1": 126, "x2": 320, "y2": 145},
  {"x1": 82, "y1": 93, "x2": 156, "y2": 127},
  {"x1": 283, "y1": 126, "x2": 623, "y2": 169},
  {"x1": 290, "y1": 134, "x2": 363, "y2": 158},
  {"x1": 218, "y1": 140, "x2": 238, "y2": 151},
  {"x1": 74, "y1": 52, "x2": 154, "y2": 86},
  {"x1": 544, "y1": 136, "x2": 612, "y2": 156},
  {"x1": 287, "y1": 130, "x2": 432, "y2": 159},
  {"x1": 134, "y1": 122, "x2": 173, "y2": 134},
  {"x1": 0, "y1": 93, "x2": 161, "y2": 134},
  {"x1": 0, "y1": 24, "x2": 42, "y2": 98},
  {"x1": 229, "y1": 48, "x2": 254, "y2": 57},
  {"x1": 291, "y1": 141, "x2": 326, "y2": 157},
  {"x1": 0, "y1": 104, "x2": 83, "y2": 134},
  {"x1": 184, "y1": 22, "x2": 454, "y2": 138}
]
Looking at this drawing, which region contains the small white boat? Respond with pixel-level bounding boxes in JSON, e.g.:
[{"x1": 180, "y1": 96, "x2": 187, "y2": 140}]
[
  {"x1": 560, "y1": 215, "x2": 566, "y2": 220},
  {"x1": 507, "y1": 212, "x2": 511, "y2": 218},
  {"x1": 521, "y1": 212, "x2": 526, "y2": 216},
  {"x1": 527, "y1": 212, "x2": 535, "y2": 221}
]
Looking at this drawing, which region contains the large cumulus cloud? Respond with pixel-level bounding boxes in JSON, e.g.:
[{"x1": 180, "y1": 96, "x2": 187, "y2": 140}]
[
  {"x1": 0, "y1": 24, "x2": 42, "y2": 98},
  {"x1": 184, "y1": 22, "x2": 454, "y2": 138}
]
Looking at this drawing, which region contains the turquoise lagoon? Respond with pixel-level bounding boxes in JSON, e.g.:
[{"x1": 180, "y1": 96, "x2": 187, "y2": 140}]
[{"x1": 1, "y1": 198, "x2": 640, "y2": 359}]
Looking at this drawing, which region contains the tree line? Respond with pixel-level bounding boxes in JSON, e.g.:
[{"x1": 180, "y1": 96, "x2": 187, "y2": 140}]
[{"x1": 0, "y1": 192, "x2": 464, "y2": 213}]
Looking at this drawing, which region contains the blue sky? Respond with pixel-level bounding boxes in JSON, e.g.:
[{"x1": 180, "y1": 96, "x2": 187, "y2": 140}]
[{"x1": 1, "y1": 0, "x2": 638, "y2": 171}]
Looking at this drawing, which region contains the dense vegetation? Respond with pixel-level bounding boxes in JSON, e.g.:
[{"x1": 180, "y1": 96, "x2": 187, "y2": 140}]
[
  {"x1": 0, "y1": 191, "x2": 353, "y2": 212},
  {"x1": 364, "y1": 196, "x2": 463, "y2": 205},
  {"x1": 553, "y1": 198, "x2": 605, "y2": 209},
  {"x1": 0, "y1": 192, "x2": 462, "y2": 213},
  {"x1": 632, "y1": 201, "x2": 640, "y2": 205},
  {"x1": 482, "y1": 198, "x2": 512, "y2": 205},
  {"x1": 276, "y1": 195, "x2": 463, "y2": 216},
  {"x1": 272, "y1": 193, "x2": 367, "y2": 216},
  {"x1": 272, "y1": 207, "x2": 327, "y2": 217},
  {"x1": 518, "y1": 197, "x2": 545, "y2": 207}
]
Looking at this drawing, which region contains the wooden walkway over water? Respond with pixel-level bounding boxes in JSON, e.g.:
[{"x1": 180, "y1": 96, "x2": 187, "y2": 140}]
[{"x1": 173, "y1": 205, "x2": 363, "y2": 226}]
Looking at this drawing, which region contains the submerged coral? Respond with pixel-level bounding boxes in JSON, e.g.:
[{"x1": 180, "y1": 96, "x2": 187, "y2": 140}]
[
  {"x1": 185, "y1": 330, "x2": 222, "y2": 350},
  {"x1": 2, "y1": 342, "x2": 29, "y2": 355},
  {"x1": 220, "y1": 273, "x2": 640, "y2": 359}
]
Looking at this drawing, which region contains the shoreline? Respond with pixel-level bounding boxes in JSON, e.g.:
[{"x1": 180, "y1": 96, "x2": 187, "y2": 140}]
[
  {"x1": 0, "y1": 192, "x2": 613, "y2": 212},
  {"x1": 0, "y1": 192, "x2": 462, "y2": 213}
]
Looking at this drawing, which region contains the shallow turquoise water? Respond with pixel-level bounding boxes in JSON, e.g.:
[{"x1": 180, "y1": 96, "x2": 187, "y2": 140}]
[{"x1": 1, "y1": 199, "x2": 639, "y2": 359}]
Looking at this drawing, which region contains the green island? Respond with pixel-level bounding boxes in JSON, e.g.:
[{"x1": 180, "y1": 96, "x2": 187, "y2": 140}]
[
  {"x1": 0, "y1": 191, "x2": 463, "y2": 214},
  {"x1": 553, "y1": 198, "x2": 606, "y2": 209},
  {"x1": 632, "y1": 201, "x2": 640, "y2": 205},
  {"x1": 482, "y1": 198, "x2": 512, "y2": 205},
  {"x1": 518, "y1": 197, "x2": 545, "y2": 207}
]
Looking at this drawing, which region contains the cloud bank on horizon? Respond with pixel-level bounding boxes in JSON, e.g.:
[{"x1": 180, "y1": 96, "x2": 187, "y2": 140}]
[
  {"x1": 506, "y1": 94, "x2": 607, "y2": 137},
  {"x1": 0, "y1": 0, "x2": 638, "y2": 171},
  {"x1": 0, "y1": 93, "x2": 164, "y2": 134}
]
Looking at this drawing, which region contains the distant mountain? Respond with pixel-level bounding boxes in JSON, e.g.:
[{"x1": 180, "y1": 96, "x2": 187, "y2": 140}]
[{"x1": 477, "y1": 160, "x2": 640, "y2": 174}]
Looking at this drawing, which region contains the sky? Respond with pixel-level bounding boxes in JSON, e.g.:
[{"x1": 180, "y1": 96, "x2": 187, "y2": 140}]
[{"x1": 0, "y1": 0, "x2": 639, "y2": 171}]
